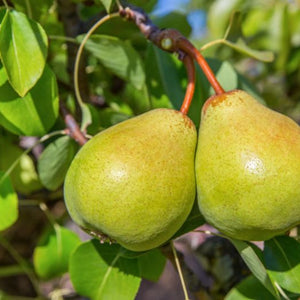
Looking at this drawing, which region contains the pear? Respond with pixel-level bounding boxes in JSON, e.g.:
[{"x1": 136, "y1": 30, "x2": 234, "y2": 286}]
[
  {"x1": 64, "y1": 108, "x2": 196, "y2": 251},
  {"x1": 196, "y1": 90, "x2": 300, "y2": 241}
]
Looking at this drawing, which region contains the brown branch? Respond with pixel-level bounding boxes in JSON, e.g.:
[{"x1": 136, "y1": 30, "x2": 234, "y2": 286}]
[
  {"x1": 60, "y1": 102, "x2": 88, "y2": 146},
  {"x1": 120, "y1": 6, "x2": 225, "y2": 99}
]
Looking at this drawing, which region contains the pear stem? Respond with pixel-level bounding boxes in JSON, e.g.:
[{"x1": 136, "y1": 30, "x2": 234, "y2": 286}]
[
  {"x1": 177, "y1": 38, "x2": 225, "y2": 95},
  {"x1": 180, "y1": 55, "x2": 196, "y2": 115},
  {"x1": 170, "y1": 241, "x2": 191, "y2": 300}
]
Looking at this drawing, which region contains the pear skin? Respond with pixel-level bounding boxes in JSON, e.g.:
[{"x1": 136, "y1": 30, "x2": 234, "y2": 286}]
[
  {"x1": 64, "y1": 108, "x2": 196, "y2": 251},
  {"x1": 196, "y1": 90, "x2": 300, "y2": 241}
]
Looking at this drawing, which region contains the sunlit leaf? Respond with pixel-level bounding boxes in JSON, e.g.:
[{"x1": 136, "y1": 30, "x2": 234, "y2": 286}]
[
  {"x1": 0, "y1": 10, "x2": 48, "y2": 96},
  {"x1": 33, "y1": 226, "x2": 81, "y2": 279},
  {"x1": 0, "y1": 171, "x2": 18, "y2": 231},
  {"x1": 0, "y1": 64, "x2": 59, "y2": 136},
  {"x1": 70, "y1": 240, "x2": 141, "y2": 300}
]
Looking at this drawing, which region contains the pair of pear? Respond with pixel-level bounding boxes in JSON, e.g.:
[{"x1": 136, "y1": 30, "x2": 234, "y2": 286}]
[{"x1": 64, "y1": 90, "x2": 300, "y2": 251}]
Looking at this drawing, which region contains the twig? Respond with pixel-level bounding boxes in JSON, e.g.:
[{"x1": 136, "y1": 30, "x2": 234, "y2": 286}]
[
  {"x1": 171, "y1": 241, "x2": 191, "y2": 300},
  {"x1": 60, "y1": 101, "x2": 88, "y2": 146},
  {"x1": 180, "y1": 54, "x2": 196, "y2": 115},
  {"x1": 0, "y1": 235, "x2": 42, "y2": 297}
]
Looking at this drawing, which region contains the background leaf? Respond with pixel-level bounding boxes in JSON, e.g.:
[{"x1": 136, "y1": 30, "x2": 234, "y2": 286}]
[
  {"x1": 0, "y1": 138, "x2": 41, "y2": 195},
  {"x1": 229, "y1": 239, "x2": 279, "y2": 298},
  {"x1": 82, "y1": 35, "x2": 145, "y2": 90},
  {"x1": 33, "y1": 226, "x2": 81, "y2": 279},
  {"x1": 0, "y1": 172, "x2": 18, "y2": 231},
  {"x1": 225, "y1": 275, "x2": 275, "y2": 300},
  {"x1": 138, "y1": 249, "x2": 166, "y2": 282},
  {"x1": 70, "y1": 240, "x2": 141, "y2": 300},
  {"x1": 97, "y1": 0, "x2": 115, "y2": 13},
  {"x1": 0, "y1": 10, "x2": 48, "y2": 96},
  {"x1": 0, "y1": 64, "x2": 59, "y2": 136},
  {"x1": 38, "y1": 136, "x2": 78, "y2": 191},
  {"x1": 264, "y1": 236, "x2": 300, "y2": 294}
]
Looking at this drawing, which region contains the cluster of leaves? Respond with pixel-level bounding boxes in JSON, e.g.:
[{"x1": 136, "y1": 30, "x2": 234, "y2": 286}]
[{"x1": 0, "y1": 0, "x2": 299, "y2": 299}]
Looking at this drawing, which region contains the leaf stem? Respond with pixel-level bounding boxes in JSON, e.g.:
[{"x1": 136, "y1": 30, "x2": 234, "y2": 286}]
[
  {"x1": 2, "y1": 0, "x2": 9, "y2": 9},
  {"x1": 24, "y1": 0, "x2": 32, "y2": 19},
  {"x1": 170, "y1": 241, "x2": 190, "y2": 300},
  {"x1": 48, "y1": 35, "x2": 78, "y2": 44},
  {"x1": 0, "y1": 235, "x2": 41, "y2": 296},
  {"x1": 200, "y1": 38, "x2": 225, "y2": 52},
  {"x1": 73, "y1": 12, "x2": 119, "y2": 125}
]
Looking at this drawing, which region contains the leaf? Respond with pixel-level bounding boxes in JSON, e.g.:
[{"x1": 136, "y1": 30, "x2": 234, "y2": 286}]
[
  {"x1": 97, "y1": 0, "x2": 115, "y2": 13},
  {"x1": 229, "y1": 239, "x2": 279, "y2": 298},
  {"x1": 222, "y1": 11, "x2": 274, "y2": 62},
  {"x1": 0, "y1": 138, "x2": 41, "y2": 195},
  {"x1": 81, "y1": 34, "x2": 145, "y2": 90},
  {"x1": 138, "y1": 249, "x2": 166, "y2": 282},
  {"x1": 153, "y1": 12, "x2": 192, "y2": 37},
  {"x1": 70, "y1": 240, "x2": 141, "y2": 300},
  {"x1": 81, "y1": 102, "x2": 92, "y2": 132},
  {"x1": 145, "y1": 45, "x2": 183, "y2": 110},
  {"x1": 0, "y1": 10, "x2": 48, "y2": 96},
  {"x1": 0, "y1": 171, "x2": 18, "y2": 231},
  {"x1": 0, "y1": 64, "x2": 59, "y2": 136},
  {"x1": 225, "y1": 275, "x2": 276, "y2": 300},
  {"x1": 223, "y1": 39, "x2": 274, "y2": 63},
  {"x1": 33, "y1": 226, "x2": 81, "y2": 279},
  {"x1": 38, "y1": 136, "x2": 78, "y2": 191},
  {"x1": 207, "y1": 0, "x2": 243, "y2": 38},
  {"x1": 264, "y1": 236, "x2": 300, "y2": 294}
]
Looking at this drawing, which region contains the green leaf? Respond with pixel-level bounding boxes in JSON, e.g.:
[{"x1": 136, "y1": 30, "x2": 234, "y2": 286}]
[
  {"x1": 81, "y1": 34, "x2": 145, "y2": 90},
  {"x1": 222, "y1": 11, "x2": 274, "y2": 62},
  {"x1": 138, "y1": 249, "x2": 166, "y2": 282},
  {"x1": 153, "y1": 12, "x2": 191, "y2": 37},
  {"x1": 145, "y1": 45, "x2": 184, "y2": 110},
  {"x1": 33, "y1": 226, "x2": 81, "y2": 279},
  {"x1": 81, "y1": 102, "x2": 92, "y2": 132},
  {"x1": 225, "y1": 275, "x2": 276, "y2": 300},
  {"x1": 0, "y1": 171, "x2": 18, "y2": 231},
  {"x1": 229, "y1": 239, "x2": 279, "y2": 298},
  {"x1": 70, "y1": 240, "x2": 141, "y2": 300},
  {"x1": 207, "y1": 0, "x2": 243, "y2": 38},
  {"x1": 0, "y1": 64, "x2": 59, "y2": 136},
  {"x1": 0, "y1": 10, "x2": 48, "y2": 96},
  {"x1": 38, "y1": 136, "x2": 78, "y2": 191},
  {"x1": 223, "y1": 39, "x2": 274, "y2": 63},
  {"x1": 97, "y1": 0, "x2": 114, "y2": 13},
  {"x1": 0, "y1": 138, "x2": 41, "y2": 195},
  {"x1": 264, "y1": 236, "x2": 300, "y2": 294}
]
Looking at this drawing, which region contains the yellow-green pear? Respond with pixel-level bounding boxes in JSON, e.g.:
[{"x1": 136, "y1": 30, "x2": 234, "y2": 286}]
[
  {"x1": 196, "y1": 90, "x2": 300, "y2": 241},
  {"x1": 64, "y1": 108, "x2": 196, "y2": 251}
]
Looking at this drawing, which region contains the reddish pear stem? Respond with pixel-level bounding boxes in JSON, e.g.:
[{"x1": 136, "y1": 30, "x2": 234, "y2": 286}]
[
  {"x1": 180, "y1": 55, "x2": 196, "y2": 115},
  {"x1": 177, "y1": 38, "x2": 225, "y2": 95}
]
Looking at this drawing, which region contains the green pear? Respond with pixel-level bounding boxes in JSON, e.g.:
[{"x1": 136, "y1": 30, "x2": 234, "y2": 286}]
[
  {"x1": 196, "y1": 90, "x2": 300, "y2": 241},
  {"x1": 64, "y1": 108, "x2": 196, "y2": 251}
]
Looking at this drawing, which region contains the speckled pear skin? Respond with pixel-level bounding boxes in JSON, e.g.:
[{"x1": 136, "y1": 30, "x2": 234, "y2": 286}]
[
  {"x1": 64, "y1": 108, "x2": 196, "y2": 251},
  {"x1": 196, "y1": 90, "x2": 300, "y2": 241}
]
